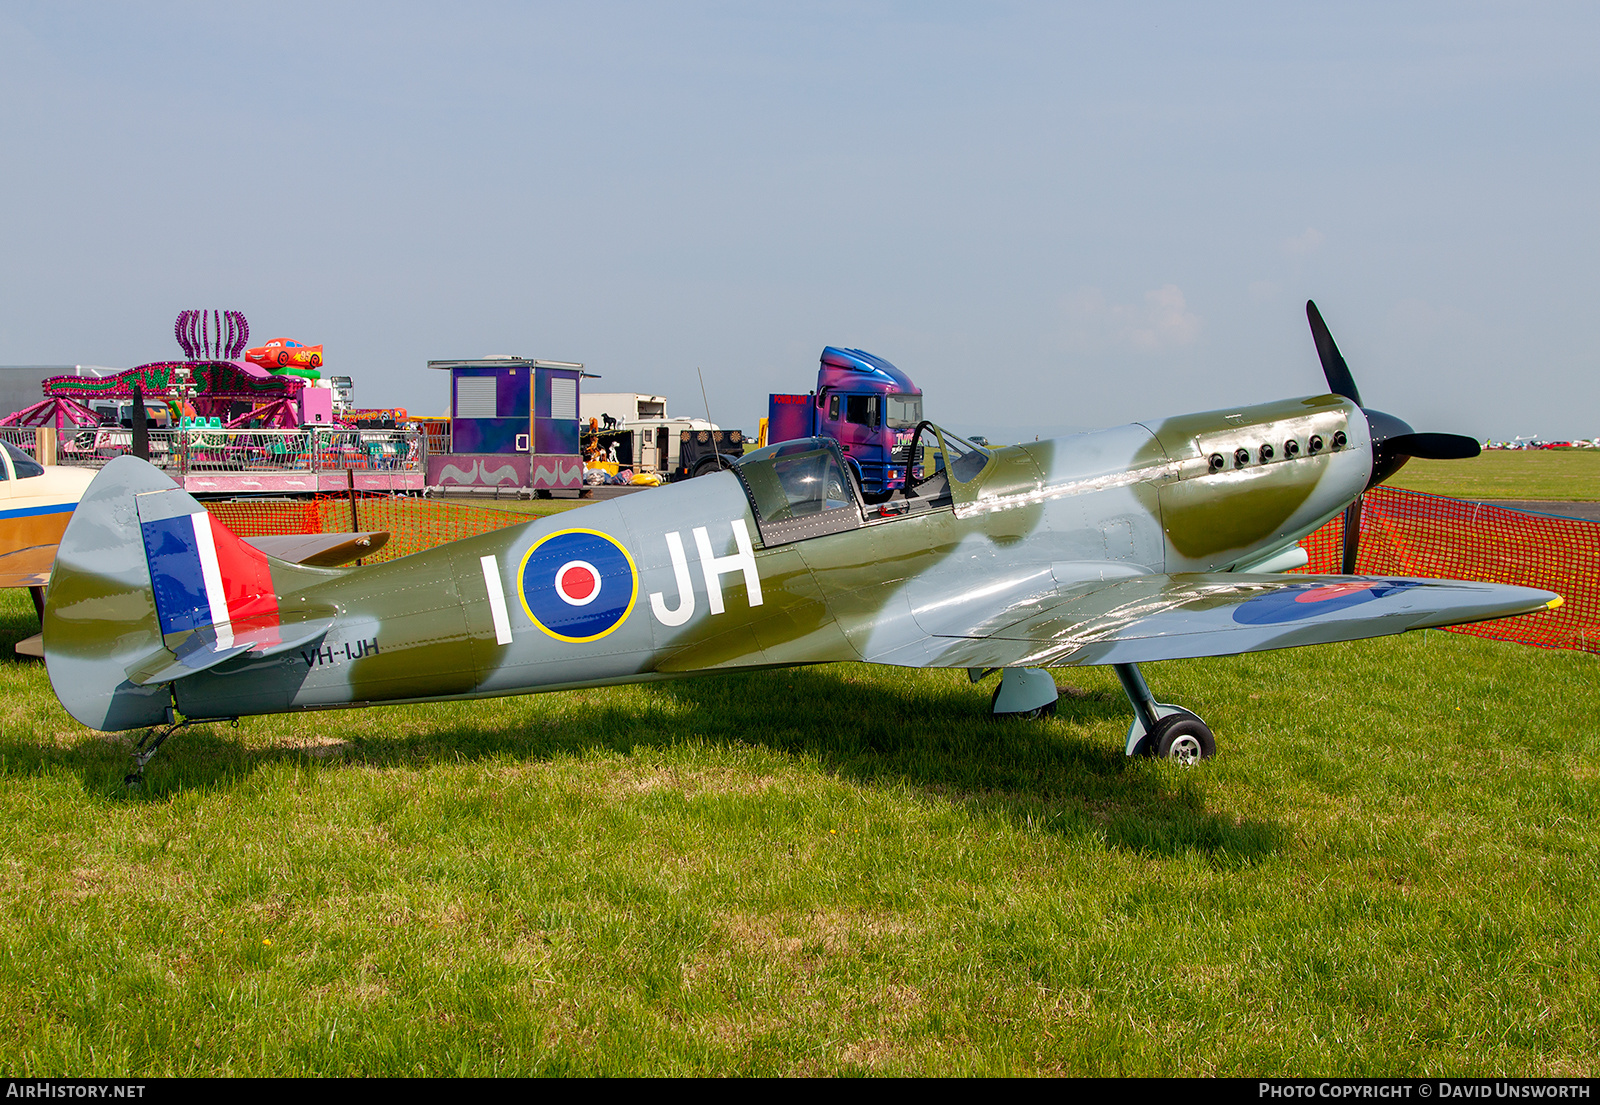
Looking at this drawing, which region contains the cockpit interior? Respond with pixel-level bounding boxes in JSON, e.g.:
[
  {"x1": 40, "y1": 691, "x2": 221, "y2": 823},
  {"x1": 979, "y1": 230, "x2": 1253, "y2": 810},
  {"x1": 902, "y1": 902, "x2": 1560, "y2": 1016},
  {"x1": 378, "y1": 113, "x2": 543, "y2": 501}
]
[{"x1": 731, "y1": 422, "x2": 991, "y2": 547}]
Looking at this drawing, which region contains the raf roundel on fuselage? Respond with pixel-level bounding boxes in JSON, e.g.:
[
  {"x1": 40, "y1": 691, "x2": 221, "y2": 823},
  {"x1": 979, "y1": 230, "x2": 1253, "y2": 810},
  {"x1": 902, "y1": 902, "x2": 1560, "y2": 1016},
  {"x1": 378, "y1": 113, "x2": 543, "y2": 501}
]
[{"x1": 517, "y1": 529, "x2": 639, "y2": 642}]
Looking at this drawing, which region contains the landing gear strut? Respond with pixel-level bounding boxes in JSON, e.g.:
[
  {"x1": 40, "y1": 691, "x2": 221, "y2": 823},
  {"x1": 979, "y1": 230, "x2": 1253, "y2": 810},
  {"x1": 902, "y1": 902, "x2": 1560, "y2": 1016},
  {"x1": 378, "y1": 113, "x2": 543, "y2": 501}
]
[
  {"x1": 1114, "y1": 663, "x2": 1215, "y2": 763},
  {"x1": 122, "y1": 710, "x2": 237, "y2": 787},
  {"x1": 124, "y1": 721, "x2": 181, "y2": 787},
  {"x1": 980, "y1": 663, "x2": 1215, "y2": 762}
]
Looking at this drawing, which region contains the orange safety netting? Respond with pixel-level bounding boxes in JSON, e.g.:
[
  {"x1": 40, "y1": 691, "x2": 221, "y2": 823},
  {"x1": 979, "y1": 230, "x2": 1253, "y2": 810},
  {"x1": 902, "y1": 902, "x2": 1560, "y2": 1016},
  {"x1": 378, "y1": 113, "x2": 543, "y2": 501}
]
[
  {"x1": 203, "y1": 487, "x2": 1599, "y2": 655},
  {"x1": 204, "y1": 493, "x2": 530, "y2": 564},
  {"x1": 1297, "y1": 486, "x2": 1599, "y2": 654}
]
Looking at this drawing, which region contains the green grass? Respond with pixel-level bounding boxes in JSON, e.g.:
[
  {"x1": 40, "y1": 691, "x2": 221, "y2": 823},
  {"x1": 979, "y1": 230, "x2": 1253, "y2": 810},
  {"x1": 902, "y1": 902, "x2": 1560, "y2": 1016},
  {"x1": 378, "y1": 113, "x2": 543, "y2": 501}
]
[
  {"x1": 1392, "y1": 449, "x2": 1600, "y2": 501},
  {"x1": 0, "y1": 588, "x2": 1596, "y2": 1076}
]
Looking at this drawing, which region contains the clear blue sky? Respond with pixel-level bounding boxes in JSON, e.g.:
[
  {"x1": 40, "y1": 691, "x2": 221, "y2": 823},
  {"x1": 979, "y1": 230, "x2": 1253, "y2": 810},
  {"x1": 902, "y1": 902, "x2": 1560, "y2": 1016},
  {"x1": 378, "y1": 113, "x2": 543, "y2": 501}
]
[{"x1": 2, "y1": 2, "x2": 1596, "y2": 440}]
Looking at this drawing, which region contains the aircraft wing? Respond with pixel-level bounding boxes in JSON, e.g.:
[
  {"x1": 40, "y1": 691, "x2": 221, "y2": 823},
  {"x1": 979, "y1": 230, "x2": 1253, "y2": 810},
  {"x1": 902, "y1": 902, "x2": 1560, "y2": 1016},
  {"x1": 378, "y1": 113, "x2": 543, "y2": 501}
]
[
  {"x1": 875, "y1": 572, "x2": 1561, "y2": 670},
  {"x1": 0, "y1": 545, "x2": 56, "y2": 589},
  {"x1": 243, "y1": 531, "x2": 390, "y2": 567}
]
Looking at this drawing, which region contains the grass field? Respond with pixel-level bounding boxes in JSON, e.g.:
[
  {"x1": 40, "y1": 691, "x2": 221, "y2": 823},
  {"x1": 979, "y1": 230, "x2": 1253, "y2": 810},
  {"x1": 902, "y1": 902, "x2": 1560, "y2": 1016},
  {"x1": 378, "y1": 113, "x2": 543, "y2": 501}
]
[
  {"x1": 1, "y1": 582, "x2": 1595, "y2": 1076},
  {"x1": 1390, "y1": 449, "x2": 1600, "y2": 501}
]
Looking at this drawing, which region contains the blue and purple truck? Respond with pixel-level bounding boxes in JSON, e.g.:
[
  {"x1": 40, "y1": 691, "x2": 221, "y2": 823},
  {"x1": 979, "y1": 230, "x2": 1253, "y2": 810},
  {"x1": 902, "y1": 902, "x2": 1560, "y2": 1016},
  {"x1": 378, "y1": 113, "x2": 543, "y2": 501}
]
[{"x1": 765, "y1": 347, "x2": 924, "y2": 499}]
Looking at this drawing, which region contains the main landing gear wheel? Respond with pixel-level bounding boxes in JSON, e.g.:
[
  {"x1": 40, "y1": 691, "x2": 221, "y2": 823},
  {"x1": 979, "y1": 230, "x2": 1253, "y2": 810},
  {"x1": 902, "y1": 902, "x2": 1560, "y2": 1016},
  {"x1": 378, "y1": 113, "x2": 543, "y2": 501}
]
[
  {"x1": 1114, "y1": 663, "x2": 1216, "y2": 763},
  {"x1": 1143, "y1": 713, "x2": 1216, "y2": 764}
]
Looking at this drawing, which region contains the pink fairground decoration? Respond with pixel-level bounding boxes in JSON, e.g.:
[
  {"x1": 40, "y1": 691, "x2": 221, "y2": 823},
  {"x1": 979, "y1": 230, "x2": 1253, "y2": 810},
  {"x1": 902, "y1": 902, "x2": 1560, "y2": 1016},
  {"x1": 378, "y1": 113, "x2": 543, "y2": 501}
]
[
  {"x1": 224, "y1": 398, "x2": 302, "y2": 429},
  {"x1": 0, "y1": 396, "x2": 101, "y2": 429}
]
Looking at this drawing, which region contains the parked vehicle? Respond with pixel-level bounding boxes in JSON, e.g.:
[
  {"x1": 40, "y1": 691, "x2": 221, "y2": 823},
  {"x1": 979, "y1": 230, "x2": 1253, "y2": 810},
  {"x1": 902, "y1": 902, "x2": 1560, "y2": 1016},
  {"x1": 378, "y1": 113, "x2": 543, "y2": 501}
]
[
  {"x1": 674, "y1": 427, "x2": 746, "y2": 480},
  {"x1": 579, "y1": 392, "x2": 740, "y2": 480},
  {"x1": 766, "y1": 347, "x2": 923, "y2": 498}
]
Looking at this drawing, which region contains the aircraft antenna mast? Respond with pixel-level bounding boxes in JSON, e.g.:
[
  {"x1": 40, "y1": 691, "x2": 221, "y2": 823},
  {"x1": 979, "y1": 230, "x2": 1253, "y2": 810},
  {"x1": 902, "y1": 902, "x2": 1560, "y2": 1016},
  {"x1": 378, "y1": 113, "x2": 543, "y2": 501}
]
[{"x1": 697, "y1": 367, "x2": 723, "y2": 471}]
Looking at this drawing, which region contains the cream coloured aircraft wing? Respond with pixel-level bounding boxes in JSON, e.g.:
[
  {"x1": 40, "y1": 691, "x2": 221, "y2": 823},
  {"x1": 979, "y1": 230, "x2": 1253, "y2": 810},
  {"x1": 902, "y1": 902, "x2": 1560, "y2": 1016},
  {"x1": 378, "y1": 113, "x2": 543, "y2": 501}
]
[{"x1": 0, "y1": 545, "x2": 56, "y2": 589}]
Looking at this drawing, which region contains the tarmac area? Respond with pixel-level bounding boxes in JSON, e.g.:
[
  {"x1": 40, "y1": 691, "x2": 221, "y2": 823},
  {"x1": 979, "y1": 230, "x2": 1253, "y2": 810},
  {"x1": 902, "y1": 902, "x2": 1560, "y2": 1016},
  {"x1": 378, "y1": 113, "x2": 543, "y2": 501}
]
[{"x1": 1480, "y1": 500, "x2": 1600, "y2": 522}]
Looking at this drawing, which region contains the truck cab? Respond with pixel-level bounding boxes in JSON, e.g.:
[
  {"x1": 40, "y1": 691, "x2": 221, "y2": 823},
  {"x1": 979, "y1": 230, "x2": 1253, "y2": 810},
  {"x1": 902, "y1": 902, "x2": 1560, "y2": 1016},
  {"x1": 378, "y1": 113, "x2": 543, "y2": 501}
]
[{"x1": 766, "y1": 347, "x2": 923, "y2": 499}]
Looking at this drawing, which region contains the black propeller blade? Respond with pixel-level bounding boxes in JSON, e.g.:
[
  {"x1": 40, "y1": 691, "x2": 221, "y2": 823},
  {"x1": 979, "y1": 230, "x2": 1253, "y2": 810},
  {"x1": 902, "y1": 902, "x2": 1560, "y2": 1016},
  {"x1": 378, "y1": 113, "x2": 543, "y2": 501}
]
[
  {"x1": 1306, "y1": 300, "x2": 1362, "y2": 407},
  {"x1": 1304, "y1": 300, "x2": 1482, "y2": 575},
  {"x1": 130, "y1": 383, "x2": 149, "y2": 462},
  {"x1": 1341, "y1": 497, "x2": 1363, "y2": 575},
  {"x1": 1385, "y1": 432, "x2": 1481, "y2": 461},
  {"x1": 1361, "y1": 395, "x2": 1482, "y2": 488}
]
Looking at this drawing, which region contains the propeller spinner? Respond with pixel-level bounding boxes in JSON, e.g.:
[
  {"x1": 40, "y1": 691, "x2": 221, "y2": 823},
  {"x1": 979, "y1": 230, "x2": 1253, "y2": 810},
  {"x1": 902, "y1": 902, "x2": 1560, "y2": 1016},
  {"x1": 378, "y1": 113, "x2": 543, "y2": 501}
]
[{"x1": 1305, "y1": 300, "x2": 1482, "y2": 572}]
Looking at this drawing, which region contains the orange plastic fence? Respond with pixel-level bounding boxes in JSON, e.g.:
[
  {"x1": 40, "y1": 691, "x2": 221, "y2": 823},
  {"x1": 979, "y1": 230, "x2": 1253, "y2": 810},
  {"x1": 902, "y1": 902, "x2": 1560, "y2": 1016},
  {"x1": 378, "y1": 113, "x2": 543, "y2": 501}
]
[
  {"x1": 202, "y1": 487, "x2": 1599, "y2": 655},
  {"x1": 204, "y1": 494, "x2": 529, "y2": 564},
  {"x1": 1297, "y1": 487, "x2": 1598, "y2": 654}
]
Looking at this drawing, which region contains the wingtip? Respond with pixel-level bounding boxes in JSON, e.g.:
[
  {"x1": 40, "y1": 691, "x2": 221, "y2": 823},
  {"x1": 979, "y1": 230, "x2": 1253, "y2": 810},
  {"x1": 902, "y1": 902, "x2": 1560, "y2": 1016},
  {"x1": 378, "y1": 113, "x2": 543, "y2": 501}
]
[{"x1": 1545, "y1": 595, "x2": 1564, "y2": 611}]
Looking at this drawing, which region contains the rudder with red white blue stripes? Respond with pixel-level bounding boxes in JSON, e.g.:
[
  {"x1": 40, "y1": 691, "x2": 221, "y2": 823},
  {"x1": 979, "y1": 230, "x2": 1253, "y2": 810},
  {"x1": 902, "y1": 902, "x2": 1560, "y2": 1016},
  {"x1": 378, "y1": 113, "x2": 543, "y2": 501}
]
[{"x1": 135, "y1": 488, "x2": 280, "y2": 650}]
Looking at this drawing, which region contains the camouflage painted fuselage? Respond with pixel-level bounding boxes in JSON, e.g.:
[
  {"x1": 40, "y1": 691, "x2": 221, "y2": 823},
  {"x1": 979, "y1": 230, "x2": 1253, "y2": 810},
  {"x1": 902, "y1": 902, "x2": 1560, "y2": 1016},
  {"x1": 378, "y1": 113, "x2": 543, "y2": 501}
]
[{"x1": 44, "y1": 394, "x2": 1382, "y2": 731}]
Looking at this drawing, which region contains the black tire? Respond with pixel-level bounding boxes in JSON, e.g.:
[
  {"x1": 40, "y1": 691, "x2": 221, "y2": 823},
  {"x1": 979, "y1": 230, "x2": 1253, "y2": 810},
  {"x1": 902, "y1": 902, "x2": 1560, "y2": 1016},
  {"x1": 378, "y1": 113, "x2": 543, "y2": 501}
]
[
  {"x1": 1147, "y1": 714, "x2": 1215, "y2": 764},
  {"x1": 690, "y1": 457, "x2": 724, "y2": 479},
  {"x1": 1128, "y1": 707, "x2": 1199, "y2": 758},
  {"x1": 989, "y1": 683, "x2": 1058, "y2": 720}
]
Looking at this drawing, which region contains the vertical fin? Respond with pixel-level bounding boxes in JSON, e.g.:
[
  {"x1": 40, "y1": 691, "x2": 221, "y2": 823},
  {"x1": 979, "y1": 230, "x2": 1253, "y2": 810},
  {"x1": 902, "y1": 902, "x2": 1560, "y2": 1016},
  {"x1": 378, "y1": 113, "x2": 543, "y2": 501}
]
[
  {"x1": 46, "y1": 457, "x2": 339, "y2": 728},
  {"x1": 44, "y1": 459, "x2": 183, "y2": 729}
]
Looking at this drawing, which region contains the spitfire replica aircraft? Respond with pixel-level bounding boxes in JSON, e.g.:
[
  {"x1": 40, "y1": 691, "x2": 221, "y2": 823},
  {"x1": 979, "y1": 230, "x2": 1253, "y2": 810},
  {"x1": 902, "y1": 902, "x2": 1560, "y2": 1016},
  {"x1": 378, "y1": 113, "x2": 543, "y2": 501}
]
[{"x1": 43, "y1": 303, "x2": 1560, "y2": 782}]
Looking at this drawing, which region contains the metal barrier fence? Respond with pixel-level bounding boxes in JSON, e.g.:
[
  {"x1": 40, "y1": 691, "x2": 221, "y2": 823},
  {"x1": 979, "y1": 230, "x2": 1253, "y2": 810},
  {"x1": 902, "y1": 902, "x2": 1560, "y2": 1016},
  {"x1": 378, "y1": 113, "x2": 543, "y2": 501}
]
[
  {"x1": 421, "y1": 421, "x2": 451, "y2": 458},
  {"x1": 52, "y1": 427, "x2": 427, "y2": 475},
  {"x1": 0, "y1": 428, "x2": 39, "y2": 456}
]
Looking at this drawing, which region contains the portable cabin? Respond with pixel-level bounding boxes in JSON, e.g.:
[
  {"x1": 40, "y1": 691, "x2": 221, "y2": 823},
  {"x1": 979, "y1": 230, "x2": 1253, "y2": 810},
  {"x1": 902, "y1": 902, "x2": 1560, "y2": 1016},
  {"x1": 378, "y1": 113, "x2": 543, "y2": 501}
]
[
  {"x1": 428, "y1": 357, "x2": 587, "y2": 455},
  {"x1": 424, "y1": 357, "x2": 594, "y2": 492}
]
